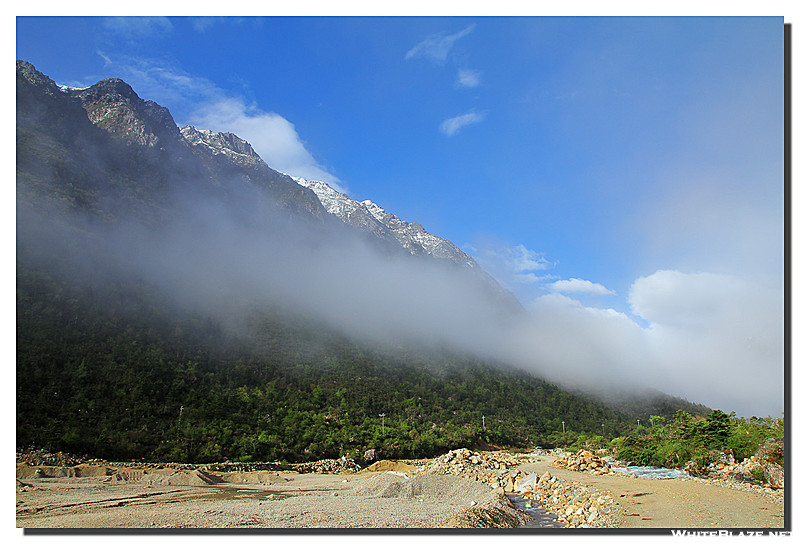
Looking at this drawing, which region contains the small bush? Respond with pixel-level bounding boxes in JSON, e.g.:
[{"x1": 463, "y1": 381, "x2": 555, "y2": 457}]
[{"x1": 616, "y1": 435, "x2": 658, "y2": 465}]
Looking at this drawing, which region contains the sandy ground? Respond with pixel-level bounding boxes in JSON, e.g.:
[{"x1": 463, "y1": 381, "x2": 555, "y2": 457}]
[
  {"x1": 15, "y1": 463, "x2": 522, "y2": 529},
  {"x1": 15, "y1": 454, "x2": 785, "y2": 531},
  {"x1": 521, "y1": 455, "x2": 785, "y2": 529}
]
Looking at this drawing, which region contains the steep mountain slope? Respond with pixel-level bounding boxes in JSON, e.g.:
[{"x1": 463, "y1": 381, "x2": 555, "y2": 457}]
[
  {"x1": 18, "y1": 60, "x2": 330, "y2": 225},
  {"x1": 16, "y1": 60, "x2": 704, "y2": 463}
]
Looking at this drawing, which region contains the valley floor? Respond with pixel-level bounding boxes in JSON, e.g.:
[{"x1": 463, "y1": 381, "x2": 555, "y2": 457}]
[
  {"x1": 15, "y1": 452, "x2": 785, "y2": 531},
  {"x1": 15, "y1": 464, "x2": 523, "y2": 529}
]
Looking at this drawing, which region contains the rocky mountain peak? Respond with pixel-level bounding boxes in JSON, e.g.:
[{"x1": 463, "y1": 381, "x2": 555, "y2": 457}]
[
  {"x1": 16, "y1": 60, "x2": 62, "y2": 96},
  {"x1": 79, "y1": 77, "x2": 139, "y2": 102},
  {"x1": 180, "y1": 126, "x2": 263, "y2": 169},
  {"x1": 66, "y1": 77, "x2": 181, "y2": 148}
]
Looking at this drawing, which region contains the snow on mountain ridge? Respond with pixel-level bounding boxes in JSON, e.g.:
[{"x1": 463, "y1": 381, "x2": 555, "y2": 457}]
[
  {"x1": 180, "y1": 125, "x2": 263, "y2": 169},
  {"x1": 295, "y1": 176, "x2": 477, "y2": 269}
]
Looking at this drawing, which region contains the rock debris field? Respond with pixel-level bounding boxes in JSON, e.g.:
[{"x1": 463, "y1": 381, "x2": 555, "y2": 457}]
[{"x1": 16, "y1": 447, "x2": 784, "y2": 530}]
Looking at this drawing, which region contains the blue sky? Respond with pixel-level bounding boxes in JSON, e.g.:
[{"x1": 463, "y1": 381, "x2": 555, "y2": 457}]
[{"x1": 15, "y1": 15, "x2": 786, "y2": 416}]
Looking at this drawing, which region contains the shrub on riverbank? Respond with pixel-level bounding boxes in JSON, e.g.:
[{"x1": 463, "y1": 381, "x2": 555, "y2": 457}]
[{"x1": 612, "y1": 410, "x2": 783, "y2": 469}]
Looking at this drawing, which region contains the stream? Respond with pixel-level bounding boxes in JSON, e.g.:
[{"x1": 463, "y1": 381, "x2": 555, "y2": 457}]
[
  {"x1": 506, "y1": 493, "x2": 563, "y2": 528},
  {"x1": 611, "y1": 465, "x2": 692, "y2": 479}
]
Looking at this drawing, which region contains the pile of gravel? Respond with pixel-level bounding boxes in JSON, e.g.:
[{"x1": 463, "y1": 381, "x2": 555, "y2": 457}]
[
  {"x1": 346, "y1": 471, "x2": 527, "y2": 528},
  {"x1": 350, "y1": 472, "x2": 494, "y2": 503}
]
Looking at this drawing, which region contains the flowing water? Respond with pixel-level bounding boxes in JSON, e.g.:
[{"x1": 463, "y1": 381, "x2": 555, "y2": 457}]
[
  {"x1": 611, "y1": 465, "x2": 692, "y2": 479},
  {"x1": 506, "y1": 493, "x2": 563, "y2": 528}
]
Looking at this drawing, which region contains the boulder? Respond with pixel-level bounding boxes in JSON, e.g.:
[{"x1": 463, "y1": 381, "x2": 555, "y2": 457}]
[
  {"x1": 516, "y1": 472, "x2": 538, "y2": 492},
  {"x1": 363, "y1": 449, "x2": 379, "y2": 464},
  {"x1": 754, "y1": 437, "x2": 784, "y2": 467},
  {"x1": 753, "y1": 437, "x2": 784, "y2": 488}
]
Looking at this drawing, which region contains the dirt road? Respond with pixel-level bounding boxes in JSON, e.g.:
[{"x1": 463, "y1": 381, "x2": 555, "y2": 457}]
[{"x1": 520, "y1": 455, "x2": 785, "y2": 529}]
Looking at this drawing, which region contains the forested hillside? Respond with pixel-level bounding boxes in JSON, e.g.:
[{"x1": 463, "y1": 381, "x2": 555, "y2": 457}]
[
  {"x1": 17, "y1": 257, "x2": 637, "y2": 463},
  {"x1": 16, "y1": 60, "x2": 710, "y2": 464}
]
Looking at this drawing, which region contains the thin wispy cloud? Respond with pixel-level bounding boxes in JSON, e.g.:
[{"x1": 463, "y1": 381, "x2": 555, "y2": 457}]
[
  {"x1": 190, "y1": 17, "x2": 225, "y2": 32},
  {"x1": 97, "y1": 50, "x2": 113, "y2": 68},
  {"x1": 508, "y1": 244, "x2": 552, "y2": 273},
  {"x1": 457, "y1": 68, "x2": 481, "y2": 88},
  {"x1": 405, "y1": 24, "x2": 476, "y2": 64},
  {"x1": 440, "y1": 110, "x2": 485, "y2": 136},
  {"x1": 456, "y1": 68, "x2": 481, "y2": 88},
  {"x1": 189, "y1": 17, "x2": 247, "y2": 33},
  {"x1": 468, "y1": 240, "x2": 555, "y2": 292},
  {"x1": 550, "y1": 278, "x2": 616, "y2": 296},
  {"x1": 101, "y1": 17, "x2": 173, "y2": 40}
]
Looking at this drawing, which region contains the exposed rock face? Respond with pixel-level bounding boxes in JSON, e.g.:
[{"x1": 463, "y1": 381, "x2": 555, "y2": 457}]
[
  {"x1": 18, "y1": 59, "x2": 523, "y2": 322},
  {"x1": 360, "y1": 198, "x2": 477, "y2": 265},
  {"x1": 754, "y1": 437, "x2": 784, "y2": 466},
  {"x1": 295, "y1": 174, "x2": 478, "y2": 264},
  {"x1": 180, "y1": 126, "x2": 263, "y2": 170},
  {"x1": 69, "y1": 78, "x2": 181, "y2": 149},
  {"x1": 17, "y1": 60, "x2": 63, "y2": 96},
  {"x1": 684, "y1": 439, "x2": 784, "y2": 489},
  {"x1": 293, "y1": 177, "x2": 404, "y2": 252}
]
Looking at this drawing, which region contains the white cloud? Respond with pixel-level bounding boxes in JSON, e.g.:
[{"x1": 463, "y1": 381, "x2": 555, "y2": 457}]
[
  {"x1": 440, "y1": 110, "x2": 485, "y2": 136},
  {"x1": 508, "y1": 292, "x2": 650, "y2": 393},
  {"x1": 189, "y1": 98, "x2": 346, "y2": 192},
  {"x1": 457, "y1": 68, "x2": 481, "y2": 88},
  {"x1": 405, "y1": 24, "x2": 476, "y2": 64},
  {"x1": 497, "y1": 268, "x2": 784, "y2": 417},
  {"x1": 628, "y1": 270, "x2": 783, "y2": 416},
  {"x1": 550, "y1": 278, "x2": 616, "y2": 296}
]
